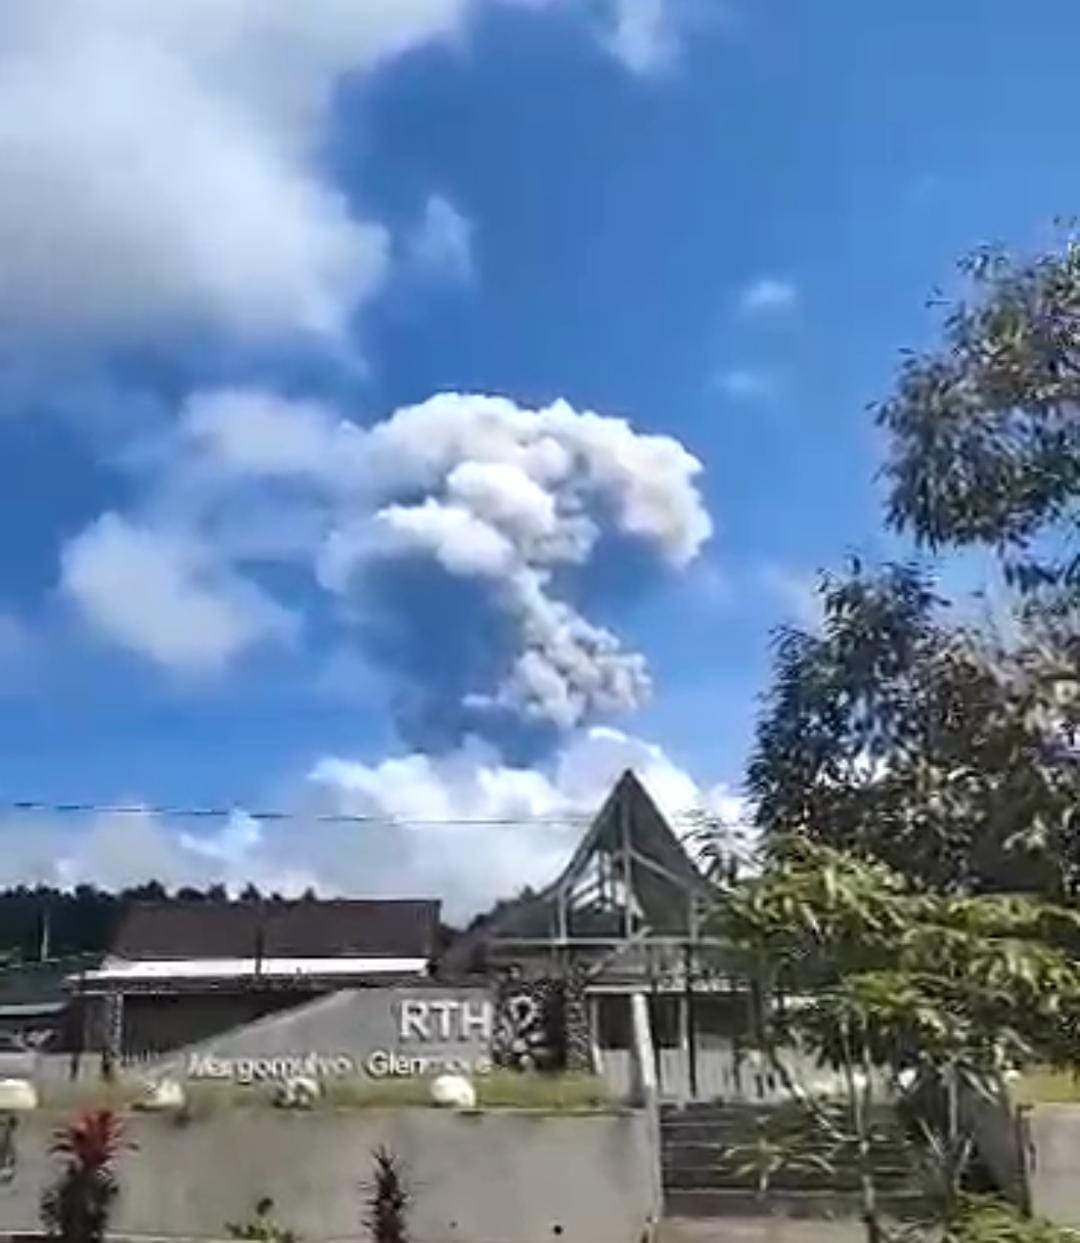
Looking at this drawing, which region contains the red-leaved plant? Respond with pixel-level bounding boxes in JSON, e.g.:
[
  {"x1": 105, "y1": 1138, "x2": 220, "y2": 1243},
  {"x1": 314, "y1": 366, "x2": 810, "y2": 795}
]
[{"x1": 41, "y1": 1110, "x2": 133, "y2": 1243}]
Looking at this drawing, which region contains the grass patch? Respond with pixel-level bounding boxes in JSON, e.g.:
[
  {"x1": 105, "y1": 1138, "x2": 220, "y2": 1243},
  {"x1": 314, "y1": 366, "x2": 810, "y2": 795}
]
[
  {"x1": 320, "y1": 1077, "x2": 433, "y2": 1109},
  {"x1": 319, "y1": 1070, "x2": 612, "y2": 1111},
  {"x1": 475, "y1": 1071, "x2": 612, "y2": 1111},
  {"x1": 38, "y1": 1071, "x2": 614, "y2": 1115}
]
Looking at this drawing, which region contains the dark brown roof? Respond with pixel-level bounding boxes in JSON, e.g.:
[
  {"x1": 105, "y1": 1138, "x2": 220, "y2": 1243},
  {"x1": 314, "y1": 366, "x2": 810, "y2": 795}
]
[{"x1": 109, "y1": 899, "x2": 439, "y2": 961}]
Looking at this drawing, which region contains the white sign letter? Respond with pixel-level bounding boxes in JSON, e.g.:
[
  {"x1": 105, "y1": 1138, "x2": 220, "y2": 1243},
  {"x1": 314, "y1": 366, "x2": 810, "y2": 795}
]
[
  {"x1": 460, "y1": 1000, "x2": 493, "y2": 1042},
  {"x1": 399, "y1": 999, "x2": 430, "y2": 1040}
]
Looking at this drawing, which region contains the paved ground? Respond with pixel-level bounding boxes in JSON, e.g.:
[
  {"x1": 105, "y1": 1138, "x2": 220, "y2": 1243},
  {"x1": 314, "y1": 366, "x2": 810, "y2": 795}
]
[{"x1": 659, "y1": 1219, "x2": 868, "y2": 1243}]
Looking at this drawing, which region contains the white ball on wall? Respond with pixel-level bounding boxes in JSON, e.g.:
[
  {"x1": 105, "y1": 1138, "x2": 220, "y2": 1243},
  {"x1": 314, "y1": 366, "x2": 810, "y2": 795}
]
[
  {"x1": 274, "y1": 1076, "x2": 321, "y2": 1109},
  {"x1": 430, "y1": 1073, "x2": 476, "y2": 1109},
  {"x1": 0, "y1": 1079, "x2": 37, "y2": 1112},
  {"x1": 135, "y1": 1078, "x2": 186, "y2": 1112}
]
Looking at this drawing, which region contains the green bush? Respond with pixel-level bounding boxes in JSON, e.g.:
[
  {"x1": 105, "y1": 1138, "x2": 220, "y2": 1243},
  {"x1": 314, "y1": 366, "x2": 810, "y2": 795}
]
[{"x1": 947, "y1": 1197, "x2": 1080, "y2": 1243}]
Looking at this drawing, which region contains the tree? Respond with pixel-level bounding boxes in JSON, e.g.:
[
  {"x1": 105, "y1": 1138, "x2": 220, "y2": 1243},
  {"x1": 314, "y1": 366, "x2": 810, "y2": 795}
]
[
  {"x1": 713, "y1": 841, "x2": 1080, "y2": 1243},
  {"x1": 877, "y1": 234, "x2": 1080, "y2": 600},
  {"x1": 749, "y1": 561, "x2": 1080, "y2": 896}
]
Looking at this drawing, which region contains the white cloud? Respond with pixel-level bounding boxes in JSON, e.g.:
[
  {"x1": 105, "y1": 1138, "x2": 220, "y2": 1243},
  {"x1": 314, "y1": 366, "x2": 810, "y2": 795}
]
[
  {"x1": 758, "y1": 563, "x2": 822, "y2": 631},
  {"x1": 598, "y1": 0, "x2": 680, "y2": 75},
  {"x1": 739, "y1": 276, "x2": 799, "y2": 316},
  {"x1": 739, "y1": 277, "x2": 798, "y2": 315},
  {"x1": 308, "y1": 725, "x2": 733, "y2": 917},
  {"x1": 0, "y1": 3, "x2": 677, "y2": 349},
  {"x1": 409, "y1": 194, "x2": 475, "y2": 283},
  {"x1": 715, "y1": 368, "x2": 777, "y2": 401},
  {"x1": 1, "y1": 807, "x2": 319, "y2": 899},
  {"x1": 0, "y1": 729, "x2": 739, "y2": 920},
  {"x1": 180, "y1": 389, "x2": 364, "y2": 482},
  {"x1": 60, "y1": 513, "x2": 296, "y2": 672},
  {"x1": 0, "y1": 4, "x2": 469, "y2": 344}
]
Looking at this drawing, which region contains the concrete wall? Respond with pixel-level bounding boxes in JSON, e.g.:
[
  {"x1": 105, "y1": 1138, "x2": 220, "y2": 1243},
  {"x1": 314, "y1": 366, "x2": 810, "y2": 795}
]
[
  {"x1": 123, "y1": 991, "x2": 318, "y2": 1056},
  {"x1": 1019, "y1": 1105, "x2": 1080, "y2": 1226},
  {"x1": 962, "y1": 1099, "x2": 1080, "y2": 1226},
  {"x1": 153, "y1": 986, "x2": 495, "y2": 1082},
  {"x1": 0, "y1": 1108, "x2": 657, "y2": 1243}
]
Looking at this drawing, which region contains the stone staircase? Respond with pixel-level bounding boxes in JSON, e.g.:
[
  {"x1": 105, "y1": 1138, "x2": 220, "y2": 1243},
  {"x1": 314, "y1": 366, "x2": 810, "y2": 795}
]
[{"x1": 661, "y1": 1101, "x2": 932, "y2": 1221}]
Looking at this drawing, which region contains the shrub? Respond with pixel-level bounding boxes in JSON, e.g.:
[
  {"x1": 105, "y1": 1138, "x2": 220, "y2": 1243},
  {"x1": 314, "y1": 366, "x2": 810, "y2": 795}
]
[
  {"x1": 40, "y1": 1109, "x2": 132, "y2": 1243},
  {"x1": 365, "y1": 1147, "x2": 409, "y2": 1243},
  {"x1": 947, "y1": 1197, "x2": 1080, "y2": 1243}
]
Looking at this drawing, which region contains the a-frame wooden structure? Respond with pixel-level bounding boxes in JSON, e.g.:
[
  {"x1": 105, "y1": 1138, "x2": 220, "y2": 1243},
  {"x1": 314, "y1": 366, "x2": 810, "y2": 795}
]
[{"x1": 446, "y1": 769, "x2": 730, "y2": 983}]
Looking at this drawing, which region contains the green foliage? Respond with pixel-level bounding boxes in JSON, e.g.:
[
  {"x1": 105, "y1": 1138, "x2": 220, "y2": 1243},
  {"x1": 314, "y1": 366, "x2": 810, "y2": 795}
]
[
  {"x1": 718, "y1": 840, "x2": 1080, "y2": 1081},
  {"x1": 876, "y1": 234, "x2": 1080, "y2": 597},
  {"x1": 945, "y1": 1197, "x2": 1080, "y2": 1243},
  {"x1": 227, "y1": 1197, "x2": 299, "y2": 1243},
  {"x1": 365, "y1": 1148, "x2": 409, "y2": 1243},
  {"x1": 40, "y1": 1109, "x2": 132, "y2": 1243},
  {"x1": 749, "y1": 560, "x2": 1080, "y2": 896},
  {"x1": 717, "y1": 1103, "x2": 855, "y2": 1196},
  {"x1": 714, "y1": 844, "x2": 1080, "y2": 1238}
]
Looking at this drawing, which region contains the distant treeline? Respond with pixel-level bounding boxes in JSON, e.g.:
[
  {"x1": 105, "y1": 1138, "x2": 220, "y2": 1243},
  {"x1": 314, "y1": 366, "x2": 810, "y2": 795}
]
[{"x1": 0, "y1": 881, "x2": 318, "y2": 961}]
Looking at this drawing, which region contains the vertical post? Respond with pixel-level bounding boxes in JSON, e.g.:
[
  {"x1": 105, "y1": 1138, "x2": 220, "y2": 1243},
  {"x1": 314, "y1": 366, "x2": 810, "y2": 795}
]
[
  {"x1": 620, "y1": 788, "x2": 633, "y2": 939},
  {"x1": 70, "y1": 970, "x2": 85, "y2": 1081},
  {"x1": 650, "y1": 951, "x2": 662, "y2": 1096},
  {"x1": 630, "y1": 992, "x2": 657, "y2": 1108},
  {"x1": 39, "y1": 906, "x2": 50, "y2": 964},
  {"x1": 684, "y1": 942, "x2": 698, "y2": 1101},
  {"x1": 587, "y1": 994, "x2": 601, "y2": 1075},
  {"x1": 101, "y1": 989, "x2": 123, "y2": 1081}
]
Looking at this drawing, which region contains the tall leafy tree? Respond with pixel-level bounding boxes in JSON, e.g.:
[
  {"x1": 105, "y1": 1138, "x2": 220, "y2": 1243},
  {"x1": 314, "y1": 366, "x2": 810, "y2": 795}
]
[
  {"x1": 749, "y1": 562, "x2": 1080, "y2": 895},
  {"x1": 877, "y1": 235, "x2": 1080, "y2": 598}
]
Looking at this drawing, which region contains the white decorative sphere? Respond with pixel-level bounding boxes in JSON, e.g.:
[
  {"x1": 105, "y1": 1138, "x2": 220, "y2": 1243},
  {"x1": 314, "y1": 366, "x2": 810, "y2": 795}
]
[
  {"x1": 135, "y1": 1077, "x2": 186, "y2": 1112},
  {"x1": 274, "y1": 1076, "x2": 321, "y2": 1109},
  {"x1": 0, "y1": 1079, "x2": 37, "y2": 1112},
  {"x1": 430, "y1": 1073, "x2": 476, "y2": 1109}
]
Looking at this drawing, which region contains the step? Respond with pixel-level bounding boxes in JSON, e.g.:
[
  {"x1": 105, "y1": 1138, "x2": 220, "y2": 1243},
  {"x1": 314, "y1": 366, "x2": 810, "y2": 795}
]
[
  {"x1": 663, "y1": 1188, "x2": 930, "y2": 1221},
  {"x1": 660, "y1": 1108, "x2": 906, "y2": 1127},
  {"x1": 662, "y1": 1143, "x2": 913, "y2": 1167},
  {"x1": 662, "y1": 1166, "x2": 919, "y2": 1192},
  {"x1": 660, "y1": 1126, "x2": 912, "y2": 1151}
]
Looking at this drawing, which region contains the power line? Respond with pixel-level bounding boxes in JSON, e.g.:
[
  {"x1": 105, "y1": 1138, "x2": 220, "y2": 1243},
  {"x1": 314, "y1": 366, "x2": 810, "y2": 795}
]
[{"x1": 0, "y1": 797, "x2": 737, "y2": 829}]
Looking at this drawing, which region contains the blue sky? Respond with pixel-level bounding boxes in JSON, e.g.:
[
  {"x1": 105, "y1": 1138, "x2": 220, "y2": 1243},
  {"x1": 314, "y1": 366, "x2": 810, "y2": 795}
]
[{"x1": 0, "y1": 0, "x2": 1075, "y2": 909}]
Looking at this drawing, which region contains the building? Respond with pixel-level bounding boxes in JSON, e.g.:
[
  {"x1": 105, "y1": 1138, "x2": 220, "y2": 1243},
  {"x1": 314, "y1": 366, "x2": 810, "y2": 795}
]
[{"x1": 73, "y1": 897, "x2": 441, "y2": 1059}]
